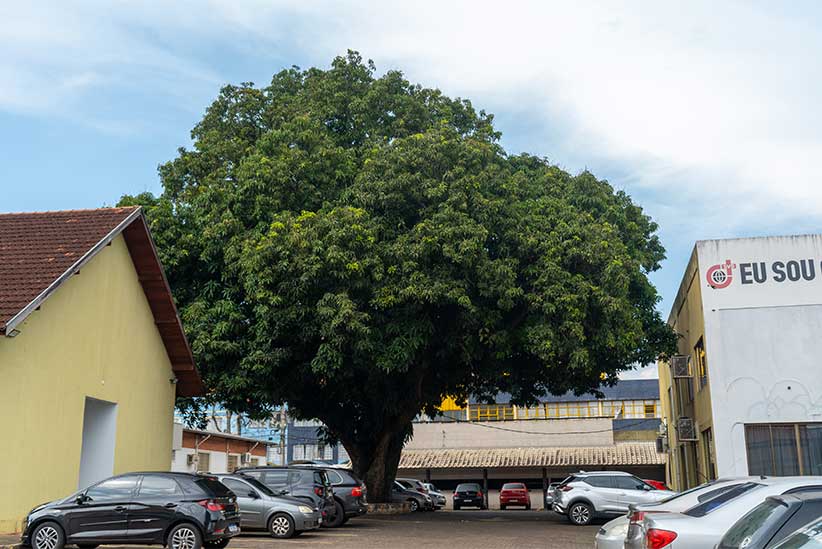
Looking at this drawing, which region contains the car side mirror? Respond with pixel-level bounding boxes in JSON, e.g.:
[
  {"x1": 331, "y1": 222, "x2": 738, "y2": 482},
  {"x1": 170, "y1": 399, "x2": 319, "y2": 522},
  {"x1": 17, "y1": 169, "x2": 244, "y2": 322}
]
[
  {"x1": 75, "y1": 494, "x2": 89, "y2": 505},
  {"x1": 278, "y1": 489, "x2": 289, "y2": 496},
  {"x1": 643, "y1": 485, "x2": 652, "y2": 491}
]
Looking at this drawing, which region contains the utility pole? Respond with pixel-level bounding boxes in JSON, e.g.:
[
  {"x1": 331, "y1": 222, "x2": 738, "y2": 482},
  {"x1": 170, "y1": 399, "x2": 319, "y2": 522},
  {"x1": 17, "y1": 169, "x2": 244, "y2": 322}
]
[{"x1": 279, "y1": 407, "x2": 287, "y2": 465}]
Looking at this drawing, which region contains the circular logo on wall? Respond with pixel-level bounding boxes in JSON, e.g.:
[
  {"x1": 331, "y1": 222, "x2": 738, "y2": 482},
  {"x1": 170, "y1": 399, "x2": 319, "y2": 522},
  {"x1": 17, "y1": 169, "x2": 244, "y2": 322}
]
[{"x1": 706, "y1": 259, "x2": 736, "y2": 289}]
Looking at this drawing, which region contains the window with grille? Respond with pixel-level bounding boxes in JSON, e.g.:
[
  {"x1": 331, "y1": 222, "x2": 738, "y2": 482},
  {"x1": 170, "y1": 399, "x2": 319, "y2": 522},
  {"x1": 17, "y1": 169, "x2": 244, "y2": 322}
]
[
  {"x1": 644, "y1": 403, "x2": 657, "y2": 418},
  {"x1": 746, "y1": 423, "x2": 822, "y2": 476},
  {"x1": 196, "y1": 452, "x2": 210, "y2": 473},
  {"x1": 227, "y1": 454, "x2": 239, "y2": 472},
  {"x1": 694, "y1": 337, "x2": 708, "y2": 389}
]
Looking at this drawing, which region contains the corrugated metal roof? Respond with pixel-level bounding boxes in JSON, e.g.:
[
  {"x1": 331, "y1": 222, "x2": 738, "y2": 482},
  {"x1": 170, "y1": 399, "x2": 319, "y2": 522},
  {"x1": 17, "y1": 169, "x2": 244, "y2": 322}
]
[
  {"x1": 398, "y1": 442, "x2": 665, "y2": 469},
  {"x1": 472, "y1": 379, "x2": 660, "y2": 405}
]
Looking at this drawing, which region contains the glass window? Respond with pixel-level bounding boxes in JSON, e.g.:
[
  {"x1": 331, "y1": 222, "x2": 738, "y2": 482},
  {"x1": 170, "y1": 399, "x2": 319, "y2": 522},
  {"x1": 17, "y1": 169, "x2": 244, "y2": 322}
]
[
  {"x1": 194, "y1": 477, "x2": 233, "y2": 497},
  {"x1": 718, "y1": 498, "x2": 790, "y2": 549},
  {"x1": 196, "y1": 452, "x2": 210, "y2": 473},
  {"x1": 138, "y1": 476, "x2": 182, "y2": 497},
  {"x1": 584, "y1": 476, "x2": 614, "y2": 488},
  {"x1": 227, "y1": 455, "x2": 239, "y2": 473},
  {"x1": 613, "y1": 476, "x2": 649, "y2": 491},
  {"x1": 456, "y1": 483, "x2": 481, "y2": 492},
  {"x1": 242, "y1": 476, "x2": 276, "y2": 496},
  {"x1": 801, "y1": 424, "x2": 822, "y2": 476},
  {"x1": 262, "y1": 470, "x2": 290, "y2": 488},
  {"x1": 86, "y1": 476, "x2": 139, "y2": 502},
  {"x1": 327, "y1": 471, "x2": 344, "y2": 485},
  {"x1": 759, "y1": 515, "x2": 822, "y2": 549},
  {"x1": 695, "y1": 337, "x2": 708, "y2": 389},
  {"x1": 502, "y1": 483, "x2": 525, "y2": 490},
  {"x1": 685, "y1": 483, "x2": 762, "y2": 517},
  {"x1": 222, "y1": 478, "x2": 255, "y2": 497}
]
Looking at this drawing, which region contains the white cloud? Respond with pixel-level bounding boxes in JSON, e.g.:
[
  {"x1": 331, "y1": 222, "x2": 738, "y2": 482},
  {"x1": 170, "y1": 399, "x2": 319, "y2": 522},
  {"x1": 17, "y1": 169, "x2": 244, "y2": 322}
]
[{"x1": 3, "y1": 0, "x2": 822, "y2": 233}]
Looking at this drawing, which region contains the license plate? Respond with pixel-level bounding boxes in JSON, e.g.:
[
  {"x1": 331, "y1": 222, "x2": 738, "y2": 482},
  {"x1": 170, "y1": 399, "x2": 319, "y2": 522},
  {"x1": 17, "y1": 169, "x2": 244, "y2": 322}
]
[{"x1": 227, "y1": 524, "x2": 239, "y2": 534}]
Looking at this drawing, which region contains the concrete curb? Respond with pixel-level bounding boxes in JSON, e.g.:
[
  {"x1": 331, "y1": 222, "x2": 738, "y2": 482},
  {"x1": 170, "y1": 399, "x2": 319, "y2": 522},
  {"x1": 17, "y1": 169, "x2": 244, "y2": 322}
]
[{"x1": 366, "y1": 502, "x2": 412, "y2": 514}]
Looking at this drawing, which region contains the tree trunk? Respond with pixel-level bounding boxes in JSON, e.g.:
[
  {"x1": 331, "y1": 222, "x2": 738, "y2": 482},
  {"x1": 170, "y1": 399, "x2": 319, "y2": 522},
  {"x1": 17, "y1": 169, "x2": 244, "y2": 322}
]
[{"x1": 347, "y1": 425, "x2": 409, "y2": 503}]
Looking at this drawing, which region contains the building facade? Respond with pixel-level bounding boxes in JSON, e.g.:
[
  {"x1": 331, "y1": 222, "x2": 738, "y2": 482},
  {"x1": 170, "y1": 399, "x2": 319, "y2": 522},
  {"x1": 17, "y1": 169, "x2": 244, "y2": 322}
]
[
  {"x1": 171, "y1": 426, "x2": 270, "y2": 474},
  {"x1": 660, "y1": 235, "x2": 822, "y2": 490},
  {"x1": 398, "y1": 379, "x2": 666, "y2": 505},
  {"x1": 0, "y1": 208, "x2": 202, "y2": 532}
]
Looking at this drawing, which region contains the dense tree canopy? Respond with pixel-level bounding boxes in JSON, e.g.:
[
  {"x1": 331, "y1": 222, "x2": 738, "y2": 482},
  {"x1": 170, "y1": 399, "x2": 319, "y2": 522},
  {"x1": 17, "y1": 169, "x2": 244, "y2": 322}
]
[{"x1": 121, "y1": 51, "x2": 675, "y2": 500}]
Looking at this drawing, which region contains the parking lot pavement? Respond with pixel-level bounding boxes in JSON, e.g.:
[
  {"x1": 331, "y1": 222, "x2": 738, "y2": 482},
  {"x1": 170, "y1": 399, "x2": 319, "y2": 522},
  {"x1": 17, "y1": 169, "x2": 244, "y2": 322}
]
[
  {"x1": 0, "y1": 510, "x2": 600, "y2": 549},
  {"x1": 230, "y1": 510, "x2": 599, "y2": 549}
]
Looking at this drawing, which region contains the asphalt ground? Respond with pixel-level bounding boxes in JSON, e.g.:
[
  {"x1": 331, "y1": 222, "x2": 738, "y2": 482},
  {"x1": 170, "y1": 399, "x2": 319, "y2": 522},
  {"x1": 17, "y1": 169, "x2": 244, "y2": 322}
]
[{"x1": 1, "y1": 510, "x2": 602, "y2": 549}]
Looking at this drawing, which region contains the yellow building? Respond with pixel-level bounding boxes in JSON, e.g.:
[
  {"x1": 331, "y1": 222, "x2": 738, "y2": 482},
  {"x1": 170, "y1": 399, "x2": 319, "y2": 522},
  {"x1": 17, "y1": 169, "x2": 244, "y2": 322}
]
[{"x1": 0, "y1": 207, "x2": 203, "y2": 533}]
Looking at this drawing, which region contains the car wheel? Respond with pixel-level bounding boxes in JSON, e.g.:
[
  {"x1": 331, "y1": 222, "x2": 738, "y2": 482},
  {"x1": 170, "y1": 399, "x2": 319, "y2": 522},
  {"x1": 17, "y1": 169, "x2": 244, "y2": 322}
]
[
  {"x1": 407, "y1": 499, "x2": 420, "y2": 512},
  {"x1": 168, "y1": 523, "x2": 203, "y2": 549},
  {"x1": 204, "y1": 540, "x2": 230, "y2": 548},
  {"x1": 568, "y1": 502, "x2": 593, "y2": 526},
  {"x1": 323, "y1": 501, "x2": 345, "y2": 528},
  {"x1": 500, "y1": 504, "x2": 506, "y2": 510},
  {"x1": 454, "y1": 503, "x2": 460, "y2": 510},
  {"x1": 526, "y1": 502, "x2": 531, "y2": 510},
  {"x1": 268, "y1": 513, "x2": 296, "y2": 539},
  {"x1": 32, "y1": 522, "x2": 64, "y2": 549}
]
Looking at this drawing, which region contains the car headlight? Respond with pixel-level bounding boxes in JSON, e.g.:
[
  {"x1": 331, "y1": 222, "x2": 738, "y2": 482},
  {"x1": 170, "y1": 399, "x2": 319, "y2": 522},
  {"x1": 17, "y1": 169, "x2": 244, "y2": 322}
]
[{"x1": 298, "y1": 505, "x2": 313, "y2": 514}]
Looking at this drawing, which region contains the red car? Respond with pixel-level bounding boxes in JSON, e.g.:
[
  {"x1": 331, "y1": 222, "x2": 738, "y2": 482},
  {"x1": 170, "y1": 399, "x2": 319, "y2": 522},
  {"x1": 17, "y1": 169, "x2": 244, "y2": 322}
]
[
  {"x1": 499, "y1": 482, "x2": 531, "y2": 510},
  {"x1": 644, "y1": 479, "x2": 668, "y2": 491}
]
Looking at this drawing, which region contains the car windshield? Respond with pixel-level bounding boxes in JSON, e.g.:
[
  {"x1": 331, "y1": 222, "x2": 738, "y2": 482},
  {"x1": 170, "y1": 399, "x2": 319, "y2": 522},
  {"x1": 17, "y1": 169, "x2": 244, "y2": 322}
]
[
  {"x1": 718, "y1": 499, "x2": 791, "y2": 549},
  {"x1": 242, "y1": 476, "x2": 276, "y2": 497},
  {"x1": 773, "y1": 518, "x2": 822, "y2": 549},
  {"x1": 457, "y1": 483, "x2": 481, "y2": 491},
  {"x1": 684, "y1": 482, "x2": 762, "y2": 517}
]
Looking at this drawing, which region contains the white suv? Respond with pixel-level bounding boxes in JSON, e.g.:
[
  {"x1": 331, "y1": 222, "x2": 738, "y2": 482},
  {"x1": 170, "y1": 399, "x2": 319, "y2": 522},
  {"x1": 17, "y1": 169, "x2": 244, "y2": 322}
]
[{"x1": 553, "y1": 471, "x2": 672, "y2": 526}]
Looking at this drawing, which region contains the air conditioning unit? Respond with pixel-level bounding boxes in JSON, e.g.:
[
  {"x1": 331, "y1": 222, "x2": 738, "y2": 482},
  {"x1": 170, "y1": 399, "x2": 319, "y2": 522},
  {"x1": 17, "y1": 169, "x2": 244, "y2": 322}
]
[
  {"x1": 655, "y1": 436, "x2": 669, "y2": 453},
  {"x1": 187, "y1": 454, "x2": 199, "y2": 467},
  {"x1": 676, "y1": 417, "x2": 698, "y2": 441},
  {"x1": 242, "y1": 452, "x2": 253, "y2": 464},
  {"x1": 670, "y1": 355, "x2": 692, "y2": 378}
]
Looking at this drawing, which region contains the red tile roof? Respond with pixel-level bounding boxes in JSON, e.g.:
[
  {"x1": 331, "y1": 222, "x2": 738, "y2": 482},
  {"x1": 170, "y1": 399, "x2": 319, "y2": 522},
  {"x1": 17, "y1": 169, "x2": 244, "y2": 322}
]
[{"x1": 0, "y1": 207, "x2": 203, "y2": 396}]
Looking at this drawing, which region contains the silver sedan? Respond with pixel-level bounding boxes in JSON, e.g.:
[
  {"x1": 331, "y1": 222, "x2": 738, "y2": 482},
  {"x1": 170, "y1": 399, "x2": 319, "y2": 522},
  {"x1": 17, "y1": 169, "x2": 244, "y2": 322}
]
[{"x1": 216, "y1": 474, "x2": 322, "y2": 539}]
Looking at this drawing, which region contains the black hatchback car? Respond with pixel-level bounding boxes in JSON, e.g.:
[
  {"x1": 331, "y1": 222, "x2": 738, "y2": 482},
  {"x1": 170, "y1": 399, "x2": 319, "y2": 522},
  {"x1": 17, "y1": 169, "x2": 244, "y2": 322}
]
[
  {"x1": 234, "y1": 466, "x2": 336, "y2": 524},
  {"x1": 22, "y1": 473, "x2": 239, "y2": 549},
  {"x1": 453, "y1": 482, "x2": 486, "y2": 510}
]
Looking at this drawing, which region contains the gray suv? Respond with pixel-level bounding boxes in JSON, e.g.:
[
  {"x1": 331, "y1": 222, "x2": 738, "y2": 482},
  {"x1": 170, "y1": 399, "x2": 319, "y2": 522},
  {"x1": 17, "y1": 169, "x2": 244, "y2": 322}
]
[{"x1": 553, "y1": 471, "x2": 671, "y2": 525}]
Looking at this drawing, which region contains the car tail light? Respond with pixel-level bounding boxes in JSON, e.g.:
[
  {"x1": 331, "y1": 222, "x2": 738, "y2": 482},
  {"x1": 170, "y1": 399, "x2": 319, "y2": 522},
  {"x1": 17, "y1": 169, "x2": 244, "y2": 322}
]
[
  {"x1": 646, "y1": 529, "x2": 677, "y2": 549},
  {"x1": 629, "y1": 511, "x2": 646, "y2": 523},
  {"x1": 314, "y1": 487, "x2": 324, "y2": 496},
  {"x1": 197, "y1": 499, "x2": 225, "y2": 512},
  {"x1": 351, "y1": 487, "x2": 363, "y2": 498},
  {"x1": 477, "y1": 491, "x2": 483, "y2": 498},
  {"x1": 559, "y1": 485, "x2": 573, "y2": 492}
]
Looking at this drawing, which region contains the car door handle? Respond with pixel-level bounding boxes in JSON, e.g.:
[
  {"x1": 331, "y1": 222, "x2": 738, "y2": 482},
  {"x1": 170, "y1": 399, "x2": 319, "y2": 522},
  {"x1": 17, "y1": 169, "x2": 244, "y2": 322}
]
[
  {"x1": 164, "y1": 503, "x2": 178, "y2": 508},
  {"x1": 114, "y1": 506, "x2": 127, "y2": 513}
]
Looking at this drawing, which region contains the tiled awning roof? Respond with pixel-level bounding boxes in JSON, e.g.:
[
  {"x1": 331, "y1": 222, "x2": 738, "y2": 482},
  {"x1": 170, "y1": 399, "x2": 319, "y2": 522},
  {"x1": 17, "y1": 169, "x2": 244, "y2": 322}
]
[{"x1": 399, "y1": 442, "x2": 665, "y2": 469}]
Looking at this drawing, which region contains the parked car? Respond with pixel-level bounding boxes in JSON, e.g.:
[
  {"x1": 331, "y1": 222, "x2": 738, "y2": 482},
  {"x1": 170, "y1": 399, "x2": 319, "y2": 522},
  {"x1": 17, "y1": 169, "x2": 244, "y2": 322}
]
[
  {"x1": 290, "y1": 464, "x2": 368, "y2": 527},
  {"x1": 768, "y1": 512, "x2": 822, "y2": 549},
  {"x1": 22, "y1": 473, "x2": 239, "y2": 549},
  {"x1": 717, "y1": 492, "x2": 822, "y2": 549},
  {"x1": 635, "y1": 476, "x2": 822, "y2": 549},
  {"x1": 545, "y1": 482, "x2": 561, "y2": 507},
  {"x1": 453, "y1": 482, "x2": 486, "y2": 510},
  {"x1": 645, "y1": 479, "x2": 669, "y2": 491},
  {"x1": 596, "y1": 477, "x2": 756, "y2": 549},
  {"x1": 234, "y1": 466, "x2": 336, "y2": 525},
  {"x1": 553, "y1": 471, "x2": 672, "y2": 526},
  {"x1": 422, "y1": 483, "x2": 447, "y2": 509},
  {"x1": 391, "y1": 481, "x2": 432, "y2": 512},
  {"x1": 214, "y1": 474, "x2": 321, "y2": 539},
  {"x1": 500, "y1": 483, "x2": 531, "y2": 510}
]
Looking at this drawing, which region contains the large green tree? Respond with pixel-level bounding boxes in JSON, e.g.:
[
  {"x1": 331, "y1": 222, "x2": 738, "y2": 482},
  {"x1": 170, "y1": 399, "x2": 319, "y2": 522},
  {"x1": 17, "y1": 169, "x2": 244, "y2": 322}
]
[{"x1": 121, "y1": 51, "x2": 675, "y2": 501}]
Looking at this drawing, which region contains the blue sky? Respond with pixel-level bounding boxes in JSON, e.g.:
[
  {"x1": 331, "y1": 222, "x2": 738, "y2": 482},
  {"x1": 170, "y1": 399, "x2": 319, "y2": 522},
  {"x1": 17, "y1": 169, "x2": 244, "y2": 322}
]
[{"x1": 3, "y1": 1, "x2": 822, "y2": 377}]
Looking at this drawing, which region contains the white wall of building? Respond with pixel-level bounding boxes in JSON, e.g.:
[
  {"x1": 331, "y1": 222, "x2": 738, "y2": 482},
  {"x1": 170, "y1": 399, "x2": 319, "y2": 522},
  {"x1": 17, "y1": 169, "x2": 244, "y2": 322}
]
[{"x1": 697, "y1": 235, "x2": 822, "y2": 476}]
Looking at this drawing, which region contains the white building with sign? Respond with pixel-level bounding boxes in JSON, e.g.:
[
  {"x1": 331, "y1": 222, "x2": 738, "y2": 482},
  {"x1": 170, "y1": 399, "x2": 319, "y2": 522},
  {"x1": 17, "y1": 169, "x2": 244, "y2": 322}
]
[{"x1": 659, "y1": 234, "x2": 822, "y2": 490}]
